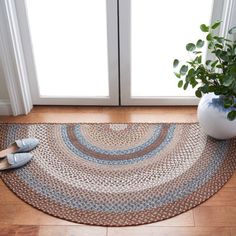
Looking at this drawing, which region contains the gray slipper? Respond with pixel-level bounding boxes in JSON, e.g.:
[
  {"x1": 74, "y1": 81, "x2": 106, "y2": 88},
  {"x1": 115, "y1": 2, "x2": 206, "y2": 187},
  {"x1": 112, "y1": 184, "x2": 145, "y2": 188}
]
[
  {"x1": 0, "y1": 138, "x2": 39, "y2": 158},
  {"x1": 0, "y1": 153, "x2": 32, "y2": 170}
]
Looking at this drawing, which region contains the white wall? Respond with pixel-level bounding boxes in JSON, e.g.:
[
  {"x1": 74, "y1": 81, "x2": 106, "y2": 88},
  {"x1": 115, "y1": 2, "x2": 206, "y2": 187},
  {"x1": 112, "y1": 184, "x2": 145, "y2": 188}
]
[
  {"x1": 0, "y1": 62, "x2": 9, "y2": 99},
  {"x1": 0, "y1": 61, "x2": 12, "y2": 115}
]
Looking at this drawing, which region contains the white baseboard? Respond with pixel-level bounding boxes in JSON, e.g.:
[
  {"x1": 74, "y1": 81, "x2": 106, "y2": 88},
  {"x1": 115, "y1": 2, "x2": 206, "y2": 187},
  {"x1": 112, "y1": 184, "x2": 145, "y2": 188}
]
[{"x1": 0, "y1": 99, "x2": 12, "y2": 115}]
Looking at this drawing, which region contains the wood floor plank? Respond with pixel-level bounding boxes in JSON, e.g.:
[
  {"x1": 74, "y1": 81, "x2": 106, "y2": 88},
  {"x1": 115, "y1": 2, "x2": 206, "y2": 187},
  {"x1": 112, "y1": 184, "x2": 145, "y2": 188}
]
[
  {"x1": 146, "y1": 210, "x2": 194, "y2": 226},
  {"x1": 38, "y1": 226, "x2": 67, "y2": 236},
  {"x1": 194, "y1": 206, "x2": 236, "y2": 226},
  {"x1": 107, "y1": 226, "x2": 231, "y2": 236},
  {"x1": 230, "y1": 227, "x2": 236, "y2": 236},
  {"x1": 0, "y1": 204, "x2": 21, "y2": 225},
  {"x1": 29, "y1": 106, "x2": 197, "y2": 114},
  {"x1": 201, "y1": 188, "x2": 236, "y2": 207},
  {"x1": 0, "y1": 106, "x2": 197, "y2": 123},
  {"x1": 39, "y1": 226, "x2": 106, "y2": 236},
  {"x1": 65, "y1": 226, "x2": 107, "y2": 236},
  {"x1": 0, "y1": 185, "x2": 25, "y2": 205},
  {"x1": 224, "y1": 173, "x2": 236, "y2": 188},
  {"x1": 13, "y1": 205, "x2": 77, "y2": 226},
  {"x1": 0, "y1": 226, "x2": 39, "y2": 236},
  {"x1": 15, "y1": 226, "x2": 39, "y2": 236},
  {"x1": 0, "y1": 226, "x2": 16, "y2": 236},
  {"x1": 0, "y1": 179, "x2": 4, "y2": 186}
]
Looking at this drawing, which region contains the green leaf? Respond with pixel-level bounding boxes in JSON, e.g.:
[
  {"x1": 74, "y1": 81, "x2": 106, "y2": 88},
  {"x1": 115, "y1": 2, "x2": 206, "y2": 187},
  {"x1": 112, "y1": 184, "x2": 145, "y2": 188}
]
[
  {"x1": 174, "y1": 72, "x2": 181, "y2": 78},
  {"x1": 226, "y1": 43, "x2": 233, "y2": 50},
  {"x1": 186, "y1": 43, "x2": 196, "y2": 51},
  {"x1": 223, "y1": 75, "x2": 234, "y2": 86},
  {"x1": 224, "y1": 103, "x2": 232, "y2": 109},
  {"x1": 196, "y1": 39, "x2": 204, "y2": 48},
  {"x1": 188, "y1": 68, "x2": 195, "y2": 77},
  {"x1": 180, "y1": 65, "x2": 188, "y2": 75},
  {"x1": 206, "y1": 60, "x2": 212, "y2": 66},
  {"x1": 187, "y1": 61, "x2": 194, "y2": 66},
  {"x1": 200, "y1": 24, "x2": 209, "y2": 32},
  {"x1": 208, "y1": 86, "x2": 216, "y2": 92},
  {"x1": 211, "y1": 60, "x2": 218, "y2": 68},
  {"x1": 178, "y1": 80, "x2": 183, "y2": 88},
  {"x1": 229, "y1": 66, "x2": 236, "y2": 75},
  {"x1": 199, "y1": 85, "x2": 209, "y2": 93},
  {"x1": 191, "y1": 80, "x2": 198, "y2": 88},
  {"x1": 208, "y1": 42, "x2": 214, "y2": 49},
  {"x1": 214, "y1": 36, "x2": 224, "y2": 43},
  {"x1": 219, "y1": 51, "x2": 229, "y2": 61},
  {"x1": 183, "y1": 82, "x2": 189, "y2": 90},
  {"x1": 173, "y1": 59, "x2": 179, "y2": 68},
  {"x1": 229, "y1": 26, "x2": 236, "y2": 34},
  {"x1": 197, "y1": 55, "x2": 202, "y2": 63},
  {"x1": 215, "y1": 49, "x2": 221, "y2": 57},
  {"x1": 223, "y1": 76, "x2": 234, "y2": 87},
  {"x1": 195, "y1": 89, "x2": 202, "y2": 98},
  {"x1": 216, "y1": 64, "x2": 223, "y2": 69},
  {"x1": 227, "y1": 110, "x2": 236, "y2": 121},
  {"x1": 215, "y1": 43, "x2": 223, "y2": 49},
  {"x1": 206, "y1": 33, "x2": 213, "y2": 41},
  {"x1": 224, "y1": 97, "x2": 234, "y2": 108},
  {"x1": 211, "y1": 21, "x2": 221, "y2": 29}
]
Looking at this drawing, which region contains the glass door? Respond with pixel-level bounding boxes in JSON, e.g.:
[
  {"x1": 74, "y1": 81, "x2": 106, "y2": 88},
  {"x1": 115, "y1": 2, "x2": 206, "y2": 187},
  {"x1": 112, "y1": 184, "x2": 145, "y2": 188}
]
[
  {"x1": 13, "y1": 0, "x2": 226, "y2": 106},
  {"x1": 15, "y1": 0, "x2": 119, "y2": 105},
  {"x1": 119, "y1": 0, "x2": 224, "y2": 105}
]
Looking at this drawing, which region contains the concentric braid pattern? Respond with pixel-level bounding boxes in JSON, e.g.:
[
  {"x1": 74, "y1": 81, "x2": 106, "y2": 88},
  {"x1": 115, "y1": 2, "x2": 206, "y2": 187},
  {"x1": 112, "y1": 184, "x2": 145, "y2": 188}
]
[{"x1": 0, "y1": 123, "x2": 236, "y2": 226}]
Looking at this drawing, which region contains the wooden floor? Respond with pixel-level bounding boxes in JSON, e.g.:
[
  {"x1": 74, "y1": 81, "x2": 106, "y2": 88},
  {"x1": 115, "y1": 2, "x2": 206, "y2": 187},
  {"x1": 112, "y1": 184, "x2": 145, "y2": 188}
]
[{"x1": 0, "y1": 106, "x2": 236, "y2": 236}]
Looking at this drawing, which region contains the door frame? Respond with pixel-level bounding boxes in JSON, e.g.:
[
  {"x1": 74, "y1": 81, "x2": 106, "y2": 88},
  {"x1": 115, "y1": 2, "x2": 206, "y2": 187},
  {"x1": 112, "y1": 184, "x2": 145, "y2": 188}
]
[{"x1": 0, "y1": 0, "x2": 33, "y2": 115}]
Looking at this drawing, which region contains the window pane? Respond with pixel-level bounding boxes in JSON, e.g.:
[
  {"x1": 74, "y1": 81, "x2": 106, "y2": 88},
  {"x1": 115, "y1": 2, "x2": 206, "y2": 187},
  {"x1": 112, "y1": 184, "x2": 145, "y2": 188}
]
[
  {"x1": 131, "y1": 0, "x2": 214, "y2": 97},
  {"x1": 26, "y1": 0, "x2": 109, "y2": 97}
]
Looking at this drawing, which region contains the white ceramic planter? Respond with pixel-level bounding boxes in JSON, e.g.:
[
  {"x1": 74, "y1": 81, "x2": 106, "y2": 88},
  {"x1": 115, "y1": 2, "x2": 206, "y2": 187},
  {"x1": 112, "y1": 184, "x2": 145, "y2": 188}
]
[{"x1": 197, "y1": 93, "x2": 236, "y2": 140}]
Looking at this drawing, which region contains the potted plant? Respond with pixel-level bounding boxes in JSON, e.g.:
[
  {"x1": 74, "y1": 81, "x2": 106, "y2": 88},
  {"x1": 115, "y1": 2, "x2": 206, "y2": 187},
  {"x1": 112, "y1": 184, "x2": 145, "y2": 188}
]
[{"x1": 173, "y1": 21, "x2": 236, "y2": 139}]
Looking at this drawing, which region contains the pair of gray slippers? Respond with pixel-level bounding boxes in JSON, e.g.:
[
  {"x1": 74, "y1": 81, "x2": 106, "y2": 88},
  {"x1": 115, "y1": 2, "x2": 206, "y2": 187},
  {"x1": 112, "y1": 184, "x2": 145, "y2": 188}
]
[{"x1": 0, "y1": 138, "x2": 39, "y2": 170}]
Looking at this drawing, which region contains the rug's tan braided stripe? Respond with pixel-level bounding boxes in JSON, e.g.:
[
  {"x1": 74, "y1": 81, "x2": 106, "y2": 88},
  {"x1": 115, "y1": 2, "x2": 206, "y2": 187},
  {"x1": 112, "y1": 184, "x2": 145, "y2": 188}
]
[{"x1": 0, "y1": 123, "x2": 236, "y2": 226}]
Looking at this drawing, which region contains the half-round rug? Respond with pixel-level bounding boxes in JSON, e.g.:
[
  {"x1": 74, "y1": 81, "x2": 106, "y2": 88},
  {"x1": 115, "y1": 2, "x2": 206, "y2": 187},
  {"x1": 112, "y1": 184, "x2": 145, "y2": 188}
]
[{"x1": 0, "y1": 123, "x2": 236, "y2": 226}]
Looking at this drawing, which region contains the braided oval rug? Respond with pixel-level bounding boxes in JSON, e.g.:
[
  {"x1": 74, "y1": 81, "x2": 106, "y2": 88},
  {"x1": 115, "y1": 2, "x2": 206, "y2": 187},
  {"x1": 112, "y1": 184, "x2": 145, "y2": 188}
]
[{"x1": 0, "y1": 123, "x2": 236, "y2": 226}]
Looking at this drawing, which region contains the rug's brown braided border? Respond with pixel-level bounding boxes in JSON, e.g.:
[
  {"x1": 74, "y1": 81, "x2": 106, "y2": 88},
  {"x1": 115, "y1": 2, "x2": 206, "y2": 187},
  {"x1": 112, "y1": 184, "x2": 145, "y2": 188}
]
[{"x1": 0, "y1": 123, "x2": 236, "y2": 226}]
